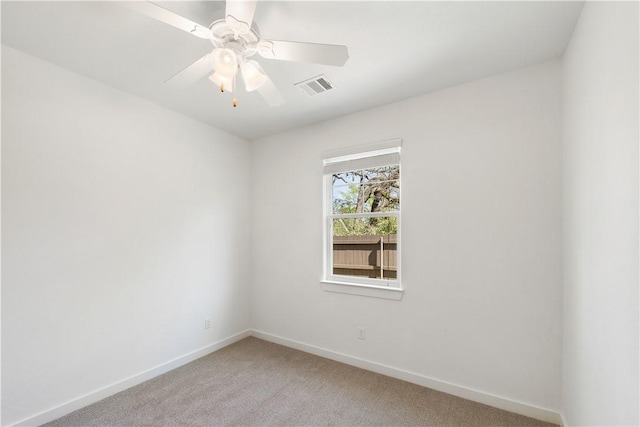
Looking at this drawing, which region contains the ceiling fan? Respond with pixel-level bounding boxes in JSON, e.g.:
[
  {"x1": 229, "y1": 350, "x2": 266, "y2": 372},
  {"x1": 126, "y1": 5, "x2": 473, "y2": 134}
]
[{"x1": 127, "y1": 1, "x2": 349, "y2": 107}]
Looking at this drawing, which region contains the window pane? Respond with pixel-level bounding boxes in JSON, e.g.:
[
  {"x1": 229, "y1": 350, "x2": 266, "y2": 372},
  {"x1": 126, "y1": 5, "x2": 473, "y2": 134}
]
[
  {"x1": 332, "y1": 217, "x2": 397, "y2": 280},
  {"x1": 332, "y1": 165, "x2": 400, "y2": 214}
]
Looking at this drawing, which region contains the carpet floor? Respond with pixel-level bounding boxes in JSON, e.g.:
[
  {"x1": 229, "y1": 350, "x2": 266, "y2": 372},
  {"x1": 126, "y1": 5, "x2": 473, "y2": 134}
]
[{"x1": 44, "y1": 337, "x2": 556, "y2": 426}]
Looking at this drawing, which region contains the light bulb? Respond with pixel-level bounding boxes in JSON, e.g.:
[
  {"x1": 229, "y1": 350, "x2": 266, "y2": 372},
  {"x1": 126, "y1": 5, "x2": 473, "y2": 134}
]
[
  {"x1": 210, "y1": 48, "x2": 238, "y2": 78},
  {"x1": 240, "y1": 60, "x2": 267, "y2": 92}
]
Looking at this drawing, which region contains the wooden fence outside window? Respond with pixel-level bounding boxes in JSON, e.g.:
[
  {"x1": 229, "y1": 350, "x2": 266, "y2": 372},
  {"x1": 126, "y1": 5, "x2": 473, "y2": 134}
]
[{"x1": 332, "y1": 234, "x2": 397, "y2": 280}]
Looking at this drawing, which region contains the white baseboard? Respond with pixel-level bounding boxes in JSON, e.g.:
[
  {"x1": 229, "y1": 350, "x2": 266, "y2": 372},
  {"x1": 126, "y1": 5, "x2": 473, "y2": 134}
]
[
  {"x1": 12, "y1": 330, "x2": 252, "y2": 427},
  {"x1": 560, "y1": 411, "x2": 569, "y2": 427},
  {"x1": 251, "y1": 329, "x2": 563, "y2": 425}
]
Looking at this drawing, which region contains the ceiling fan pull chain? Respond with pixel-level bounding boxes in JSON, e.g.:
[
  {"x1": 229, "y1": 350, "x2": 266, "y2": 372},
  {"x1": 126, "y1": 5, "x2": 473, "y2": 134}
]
[{"x1": 233, "y1": 75, "x2": 238, "y2": 108}]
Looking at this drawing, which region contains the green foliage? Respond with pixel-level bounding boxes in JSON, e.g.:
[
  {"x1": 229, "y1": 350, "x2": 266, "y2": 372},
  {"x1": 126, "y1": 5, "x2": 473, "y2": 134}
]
[
  {"x1": 332, "y1": 217, "x2": 398, "y2": 237},
  {"x1": 332, "y1": 184, "x2": 359, "y2": 214}
]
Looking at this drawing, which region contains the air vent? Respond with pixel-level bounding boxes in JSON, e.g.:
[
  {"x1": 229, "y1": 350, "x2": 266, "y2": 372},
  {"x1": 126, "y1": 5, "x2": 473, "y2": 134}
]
[{"x1": 294, "y1": 75, "x2": 334, "y2": 96}]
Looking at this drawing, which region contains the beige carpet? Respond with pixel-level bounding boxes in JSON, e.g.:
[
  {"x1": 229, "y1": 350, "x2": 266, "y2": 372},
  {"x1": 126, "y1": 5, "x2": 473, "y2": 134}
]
[{"x1": 44, "y1": 337, "x2": 556, "y2": 426}]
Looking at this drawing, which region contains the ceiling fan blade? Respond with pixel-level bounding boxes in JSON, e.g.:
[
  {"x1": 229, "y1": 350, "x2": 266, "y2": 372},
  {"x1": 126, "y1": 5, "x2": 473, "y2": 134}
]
[
  {"x1": 125, "y1": 1, "x2": 212, "y2": 39},
  {"x1": 164, "y1": 54, "x2": 213, "y2": 87},
  {"x1": 225, "y1": 0, "x2": 257, "y2": 35},
  {"x1": 257, "y1": 76, "x2": 285, "y2": 107},
  {"x1": 261, "y1": 40, "x2": 349, "y2": 66}
]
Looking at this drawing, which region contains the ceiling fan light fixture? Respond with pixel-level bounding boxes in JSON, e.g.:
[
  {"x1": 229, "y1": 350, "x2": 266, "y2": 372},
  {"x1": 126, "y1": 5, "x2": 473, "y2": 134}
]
[
  {"x1": 241, "y1": 60, "x2": 267, "y2": 92},
  {"x1": 209, "y1": 72, "x2": 234, "y2": 93},
  {"x1": 211, "y1": 48, "x2": 238, "y2": 78}
]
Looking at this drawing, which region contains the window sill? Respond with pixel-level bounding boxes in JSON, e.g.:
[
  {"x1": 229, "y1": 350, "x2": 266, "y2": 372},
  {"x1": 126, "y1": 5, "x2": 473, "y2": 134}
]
[{"x1": 320, "y1": 280, "x2": 404, "y2": 300}]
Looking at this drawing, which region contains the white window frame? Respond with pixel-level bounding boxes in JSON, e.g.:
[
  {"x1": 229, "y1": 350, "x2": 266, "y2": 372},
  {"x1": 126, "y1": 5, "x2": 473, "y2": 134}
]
[{"x1": 321, "y1": 139, "x2": 403, "y2": 300}]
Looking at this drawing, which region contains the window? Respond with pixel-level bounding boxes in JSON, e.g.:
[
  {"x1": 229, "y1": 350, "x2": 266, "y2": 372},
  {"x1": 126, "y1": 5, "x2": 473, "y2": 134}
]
[{"x1": 322, "y1": 140, "x2": 402, "y2": 298}]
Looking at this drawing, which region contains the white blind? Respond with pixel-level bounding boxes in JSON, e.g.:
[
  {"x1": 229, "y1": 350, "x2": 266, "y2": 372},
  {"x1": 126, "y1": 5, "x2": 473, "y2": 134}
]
[{"x1": 323, "y1": 144, "x2": 401, "y2": 175}]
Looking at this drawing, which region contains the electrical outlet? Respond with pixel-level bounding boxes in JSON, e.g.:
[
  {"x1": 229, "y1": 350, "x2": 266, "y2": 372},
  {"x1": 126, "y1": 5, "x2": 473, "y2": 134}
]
[
  {"x1": 357, "y1": 327, "x2": 366, "y2": 340},
  {"x1": 204, "y1": 318, "x2": 211, "y2": 329}
]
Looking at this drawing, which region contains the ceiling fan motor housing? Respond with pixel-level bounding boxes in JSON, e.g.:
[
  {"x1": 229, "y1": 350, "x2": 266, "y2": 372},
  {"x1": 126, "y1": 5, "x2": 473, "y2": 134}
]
[{"x1": 209, "y1": 19, "x2": 261, "y2": 58}]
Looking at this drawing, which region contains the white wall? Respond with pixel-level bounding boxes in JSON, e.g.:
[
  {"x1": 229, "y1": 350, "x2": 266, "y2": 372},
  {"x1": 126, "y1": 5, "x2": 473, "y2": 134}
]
[
  {"x1": 251, "y1": 60, "x2": 562, "y2": 417},
  {"x1": 1, "y1": 46, "x2": 252, "y2": 425},
  {"x1": 562, "y1": 2, "x2": 639, "y2": 426}
]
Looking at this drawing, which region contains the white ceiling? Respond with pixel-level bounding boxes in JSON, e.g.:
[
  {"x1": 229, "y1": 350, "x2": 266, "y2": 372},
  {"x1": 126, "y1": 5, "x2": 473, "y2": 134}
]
[{"x1": 1, "y1": 1, "x2": 584, "y2": 140}]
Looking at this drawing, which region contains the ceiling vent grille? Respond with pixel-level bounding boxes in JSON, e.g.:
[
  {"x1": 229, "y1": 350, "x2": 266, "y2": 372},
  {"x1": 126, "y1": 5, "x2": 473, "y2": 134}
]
[{"x1": 295, "y1": 75, "x2": 334, "y2": 96}]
